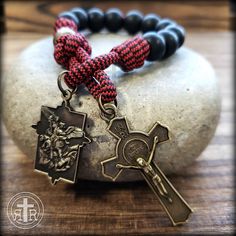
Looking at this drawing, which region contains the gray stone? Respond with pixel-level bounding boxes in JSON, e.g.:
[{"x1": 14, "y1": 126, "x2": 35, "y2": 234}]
[{"x1": 2, "y1": 34, "x2": 221, "y2": 181}]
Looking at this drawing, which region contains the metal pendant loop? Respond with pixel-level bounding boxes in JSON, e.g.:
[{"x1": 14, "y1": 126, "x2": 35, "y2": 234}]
[
  {"x1": 57, "y1": 70, "x2": 77, "y2": 101},
  {"x1": 98, "y1": 96, "x2": 118, "y2": 122}
]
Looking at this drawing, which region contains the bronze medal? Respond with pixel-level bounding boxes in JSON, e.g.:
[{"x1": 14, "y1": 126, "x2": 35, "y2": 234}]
[{"x1": 32, "y1": 71, "x2": 91, "y2": 184}]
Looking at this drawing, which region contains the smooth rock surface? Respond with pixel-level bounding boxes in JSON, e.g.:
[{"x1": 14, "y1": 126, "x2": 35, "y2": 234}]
[{"x1": 3, "y1": 34, "x2": 221, "y2": 181}]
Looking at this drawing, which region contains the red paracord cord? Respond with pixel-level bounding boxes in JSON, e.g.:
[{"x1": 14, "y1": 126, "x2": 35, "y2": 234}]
[{"x1": 54, "y1": 18, "x2": 150, "y2": 102}]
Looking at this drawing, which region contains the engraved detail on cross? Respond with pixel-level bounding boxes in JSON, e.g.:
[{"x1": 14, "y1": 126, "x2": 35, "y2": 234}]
[
  {"x1": 101, "y1": 117, "x2": 193, "y2": 226},
  {"x1": 101, "y1": 117, "x2": 169, "y2": 181}
]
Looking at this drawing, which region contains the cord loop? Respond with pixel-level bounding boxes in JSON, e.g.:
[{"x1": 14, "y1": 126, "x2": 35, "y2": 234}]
[{"x1": 54, "y1": 18, "x2": 150, "y2": 102}]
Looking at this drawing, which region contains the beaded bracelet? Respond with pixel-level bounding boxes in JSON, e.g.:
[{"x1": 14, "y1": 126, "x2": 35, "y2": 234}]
[
  {"x1": 32, "y1": 7, "x2": 192, "y2": 226},
  {"x1": 54, "y1": 7, "x2": 185, "y2": 102}
]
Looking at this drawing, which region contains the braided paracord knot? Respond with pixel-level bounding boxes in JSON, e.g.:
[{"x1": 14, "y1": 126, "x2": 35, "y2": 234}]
[{"x1": 53, "y1": 17, "x2": 150, "y2": 102}]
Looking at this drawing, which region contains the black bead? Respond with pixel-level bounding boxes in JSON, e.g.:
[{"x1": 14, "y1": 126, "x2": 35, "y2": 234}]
[
  {"x1": 88, "y1": 8, "x2": 104, "y2": 32},
  {"x1": 166, "y1": 25, "x2": 185, "y2": 47},
  {"x1": 158, "y1": 30, "x2": 179, "y2": 59},
  {"x1": 105, "y1": 8, "x2": 124, "y2": 32},
  {"x1": 143, "y1": 32, "x2": 166, "y2": 61},
  {"x1": 156, "y1": 18, "x2": 176, "y2": 32},
  {"x1": 124, "y1": 10, "x2": 143, "y2": 34},
  {"x1": 71, "y1": 8, "x2": 88, "y2": 30},
  {"x1": 58, "y1": 11, "x2": 79, "y2": 26},
  {"x1": 141, "y1": 13, "x2": 160, "y2": 33}
]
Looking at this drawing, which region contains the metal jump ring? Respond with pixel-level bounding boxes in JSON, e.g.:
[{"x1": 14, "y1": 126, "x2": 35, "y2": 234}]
[
  {"x1": 98, "y1": 96, "x2": 117, "y2": 116},
  {"x1": 57, "y1": 70, "x2": 77, "y2": 101},
  {"x1": 100, "y1": 104, "x2": 117, "y2": 121}
]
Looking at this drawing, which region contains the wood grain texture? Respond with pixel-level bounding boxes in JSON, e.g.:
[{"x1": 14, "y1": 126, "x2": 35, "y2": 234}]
[{"x1": 4, "y1": 0, "x2": 230, "y2": 33}]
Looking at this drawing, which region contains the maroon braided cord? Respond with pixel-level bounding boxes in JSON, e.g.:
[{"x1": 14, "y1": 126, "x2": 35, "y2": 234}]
[{"x1": 54, "y1": 17, "x2": 150, "y2": 102}]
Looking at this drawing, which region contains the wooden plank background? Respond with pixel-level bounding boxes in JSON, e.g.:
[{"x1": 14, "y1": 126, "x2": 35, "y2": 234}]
[
  {"x1": 1, "y1": 1, "x2": 235, "y2": 235},
  {"x1": 4, "y1": 0, "x2": 232, "y2": 32}
]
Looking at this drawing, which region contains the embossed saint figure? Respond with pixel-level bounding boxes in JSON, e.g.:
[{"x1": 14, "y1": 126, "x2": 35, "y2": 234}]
[
  {"x1": 38, "y1": 110, "x2": 89, "y2": 172},
  {"x1": 33, "y1": 103, "x2": 90, "y2": 184}
]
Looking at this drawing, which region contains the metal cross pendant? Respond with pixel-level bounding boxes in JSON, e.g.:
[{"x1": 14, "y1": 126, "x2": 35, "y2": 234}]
[{"x1": 101, "y1": 116, "x2": 193, "y2": 226}]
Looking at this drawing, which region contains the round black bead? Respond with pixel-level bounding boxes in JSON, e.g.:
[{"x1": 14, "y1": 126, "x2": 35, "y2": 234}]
[
  {"x1": 156, "y1": 18, "x2": 176, "y2": 32},
  {"x1": 141, "y1": 13, "x2": 160, "y2": 33},
  {"x1": 158, "y1": 30, "x2": 179, "y2": 59},
  {"x1": 124, "y1": 10, "x2": 143, "y2": 34},
  {"x1": 105, "y1": 8, "x2": 124, "y2": 32},
  {"x1": 71, "y1": 8, "x2": 88, "y2": 30},
  {"x1": 166, "y1": 25, "x2": 185, "y2": 47},
  {"x1": 88, "y1": 8, "x2": 104, "y2": 32},
  {"x1": 58, "y1": 11, "x2": 79, "y2": 26},
  {"x1": 143, "y1": 32, "x2": 166, "y2": 61}
]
